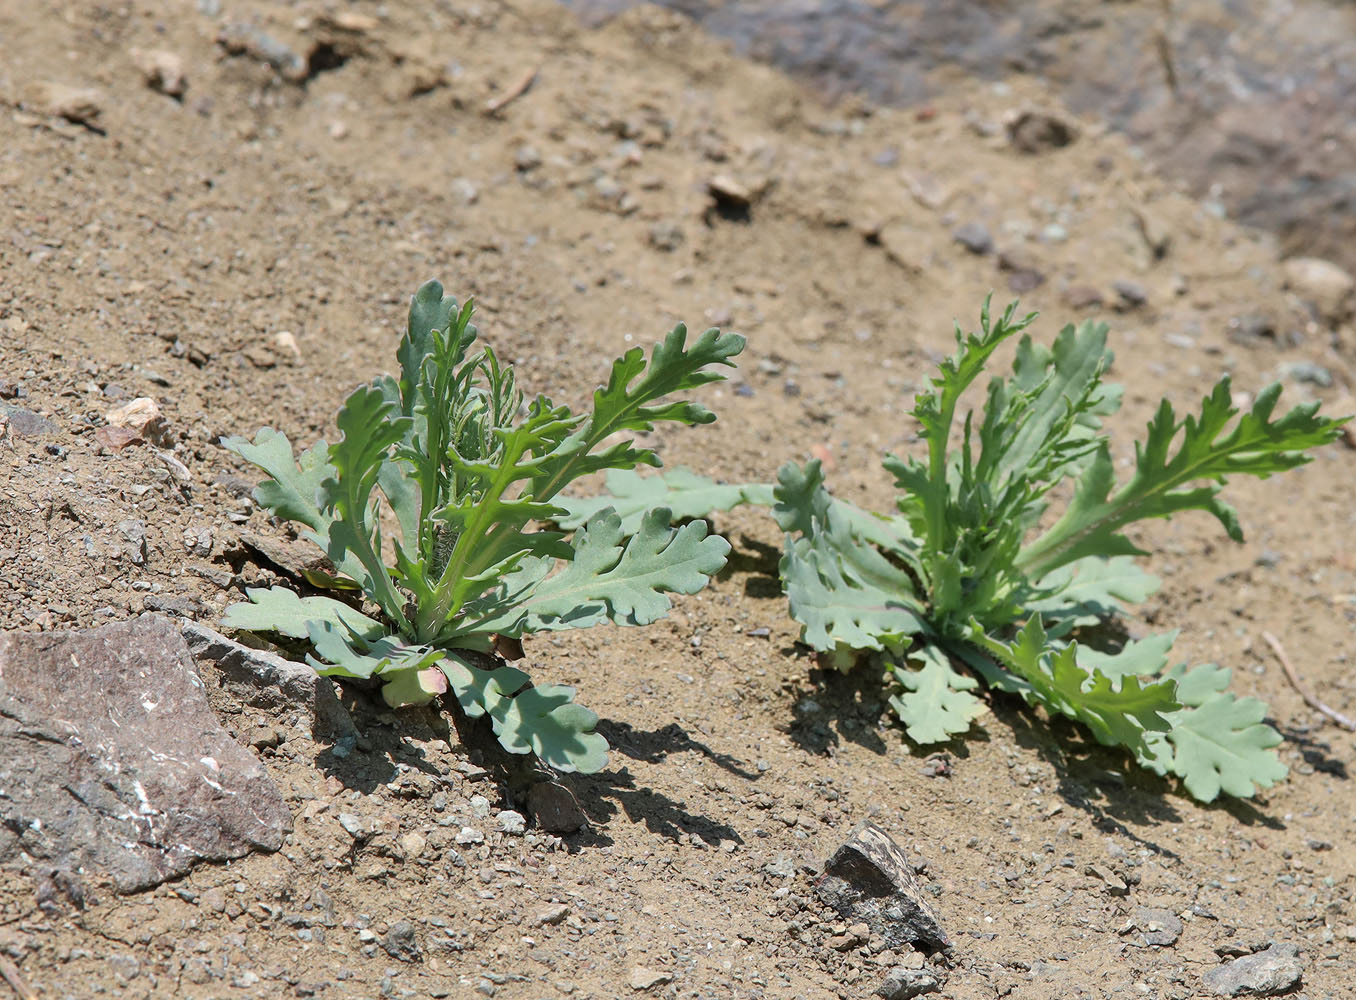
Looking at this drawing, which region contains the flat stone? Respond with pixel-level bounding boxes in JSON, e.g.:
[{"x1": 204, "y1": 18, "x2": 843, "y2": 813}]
[
  {"x1": 629, "y1": 966, "x2": 674, "y2": 991},
  {"x1": 815, "y1": 821, "x2": 950, "y2": 952},
  {"x1": 1202, "y1": 942, "x2": 1303, "y2": 997},
  {"x1": 181, "y1": 622, "x2": 356, "y2": 743},
  {"x1": 1135, "y1": 906, "x2": 1183, "y2": 947},
  {"x1": 0, "y1": 615, "x2": 290, "y2": 893},
  {"x1": 1, "y1": 405, "x2": 57, "y2": 439},
  {"x1": 876, "y1": 966, "x2": 943, "y2": 999}
]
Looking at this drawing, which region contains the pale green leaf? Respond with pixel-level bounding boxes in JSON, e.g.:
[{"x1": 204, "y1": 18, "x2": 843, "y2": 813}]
[
  {"x1": 520, "y1": 507, "x2": 730, "y2": 630},
  {"x1": 888, "y1": 644, "x2": 986, "y2": 744},
  {"x1": 555, "y1": 466, "x2": 775, "y2": 533},
  {"x1": 220, "y1": 586, "x2": 384, "y2": 641},
  {"x1": 1139, "y1": 663, "x2": 1287, "y2": 802}
]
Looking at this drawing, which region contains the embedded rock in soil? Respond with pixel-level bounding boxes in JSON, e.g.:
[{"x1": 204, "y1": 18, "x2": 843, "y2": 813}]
[
  {"x1": 527, "y1": 780, "x2": 589, "y2": 833},
  {"x1": 815, "y1": 821, "x2": 950, "y2": 953},
  {"x1": 0, "y1": 615, "x2": 291, "y2": 893},
  {"x1": 1281, "y1": 257, "x2": 1354, "y2": 325},
  {"x1": 876, "y1": 966, "x2": 943, "y2": 1000},
  {"x1": 1134, "y1": 906, "x2": 1183, "y2": 947},
  {"x1": 1202, "y1": 942, "x2": 1303, "y2": 997},
  {"x1": 182, "y1": 622, "x2": 357, "y2": 744}
]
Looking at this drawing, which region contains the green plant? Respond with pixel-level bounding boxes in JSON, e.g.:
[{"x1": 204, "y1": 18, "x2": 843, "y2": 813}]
[
  {"x1": 222, "y1": 280, "x2": 742, "y2": 773},
  {"x1": 562, "y1": 301, "x2": 1349, "y2": 800}
]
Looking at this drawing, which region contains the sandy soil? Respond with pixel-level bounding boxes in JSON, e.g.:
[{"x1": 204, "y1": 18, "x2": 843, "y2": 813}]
[{"x1": 1, "y1": 2, "x2": 1354, "y2": 998}]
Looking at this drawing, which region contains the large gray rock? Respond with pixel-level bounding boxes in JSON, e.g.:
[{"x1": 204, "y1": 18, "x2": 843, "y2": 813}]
[
  {"x1": 1202, "y1": 942, "x2": 1303, "y2": 997},
  {"x1": 182, "y1": 622, "x2": 356, "y2": 744},
  {"x1": 0, "y1": 615, "x2": 291, "y2": 894},
  {"x1": 815, "y1": 821, "x2": 950, "y2": 953}
]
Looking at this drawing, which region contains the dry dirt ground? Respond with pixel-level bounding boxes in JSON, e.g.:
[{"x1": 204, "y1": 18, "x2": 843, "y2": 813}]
[{"x1": 2, "y1": 2, "x2": 1355, "y2": 999}]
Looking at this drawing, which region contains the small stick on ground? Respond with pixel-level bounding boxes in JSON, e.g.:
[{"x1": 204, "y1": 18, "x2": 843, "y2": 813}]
[
  {"x1": 1261, "y1": 630, "x2": 1356, "y2": 731},
  {"x1": 484, "y1": 67, "x2": 538, "y2": 116},
  {"x1": 0, "y1": 956, "x2": 35, "y2": 1000}
]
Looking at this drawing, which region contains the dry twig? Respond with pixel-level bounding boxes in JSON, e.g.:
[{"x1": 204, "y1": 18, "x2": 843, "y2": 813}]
[
  {"x1": 0, "y1": 956, "x2": 35, "y2": 1000},
  {"x1": 1261, "y1": 630, "x2": 1356, "y2": 731},
  {"x1": 484, "y1": 67, "x2": 538, "y2": 116}
]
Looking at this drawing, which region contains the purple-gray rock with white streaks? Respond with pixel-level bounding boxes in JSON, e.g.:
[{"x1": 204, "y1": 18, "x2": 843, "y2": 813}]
[{"x1": 0, "y1": 615, "x2": 290, "y2": 894}]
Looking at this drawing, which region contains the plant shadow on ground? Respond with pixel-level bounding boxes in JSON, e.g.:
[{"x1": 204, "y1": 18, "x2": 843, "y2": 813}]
[
  {"x1": 716, "y1": 534, "x2": 785, "y2": 601},
  {"x1": 564, "y1": 719, "x2": 752, "y2": 849},
  {"x1": 311, "y1": 682, "x2": 748, "y2": 850}
]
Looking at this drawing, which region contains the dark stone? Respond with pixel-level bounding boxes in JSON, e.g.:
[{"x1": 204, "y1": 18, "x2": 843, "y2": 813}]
[
  {"x1": 182, "y1": 622, "x2": 357, "y2": 743},
  {"x1": 527, "y1": 780, "x2": 588, "y2": 833},
  {"x1": 0, "y1": 615, "x2": 291, "y2": 894},
  {"x1": 1202, "y1": 942, "x2": 1303, "y2": 997},
  {"x1": 1007, "y1": 109, "x2": 1078, "y2": 153},
  {"x1": 815, "y1": 821, "x2": 950, "y2": 953},
  {"x1": 381, "y1": 919, "x2": 421, "y2": 962}
]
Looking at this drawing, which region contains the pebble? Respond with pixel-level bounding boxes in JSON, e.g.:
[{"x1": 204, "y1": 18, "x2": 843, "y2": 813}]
[
  {"x1": 1063, "y1": 284, "x2": 1104, "y2": 309},
  {"x1": 1280, "y1": 361, "x2": 1333, "y2": 387},
  {"x1": 1201, "y1": 942, "x2": 1303, "y2": 997},
  {"x1": 451, "y1": 177, "x2": 479, "y2": 204},
  {"x1": 131, "y1": 49, "x2": 187, "y2": 97},
  {"x1": 629, "y1": 966, "x2": 674, "y2": 991},
  {"x1": 398, "y1": 831, "x2": 427, "y2": 859},
  {"x1": 1134, "y1": 906, "x2": 1183, "y2": 947},
  {"x1": 532, "y1": 903, "x2": 571, "y2": 927},
  {"x1": 338, "y1": 813, "x2": 365, "y2": 838},
  {"x1": 102, "y1": 396, "x2": 170, "y2": 448},
  {"x1": 648, "y1": 221, "x2": 685, "y2": 252},
  {"x1": 1006, "y1": 108, "x2": 1079, "y2": 153},
  {"x1": 514, "y1": 145, "x2": 542, "y2": 171},
  {"x1": 496, "y1": 809, "x2": 526, "y2": 835},
  {"x1": 455, "y1": 827, "x2": 485, "y2": 845},
  {"x1": 1112, "y1": 279, "x2": 1149, "y2": 310},
  {"x1": 952, "y1": 221, "x2": 993, "y2": 255},
  {"x1": 1282, "y1": 256, "x2": 1354, "y2": 323}
]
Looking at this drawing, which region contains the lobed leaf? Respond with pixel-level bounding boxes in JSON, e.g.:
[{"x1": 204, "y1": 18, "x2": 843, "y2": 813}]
[
  {"x1": 555, "y1": 467, "x2": 775, "y2": 534},
  {"x1": 1139, "y1": 663, "x2": 1287, "y2": 801},
  {"x1": 888, "y1": 644, "x2": 987, "y2": 744}
]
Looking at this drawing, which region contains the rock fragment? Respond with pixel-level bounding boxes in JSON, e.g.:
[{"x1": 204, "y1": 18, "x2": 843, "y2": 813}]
[
  {"x1": 1282, "y1": 256, "x2": 1354, "y2": 324},
  {"x1": 99, "y1": 397, "x2": 170, "y2": 449},
  {"x1": 23, "y1": 81, "x2": 103, "y2": 125},
  {"x1": 1134, "y1": 906, "x2": 1183, "y2": 947},
  {"x1": 131, "y1": 49, "x2": 187, "y2": 97},
  {"x1": 0, "y1": 615, "x2": 290, "y2": 893},
  {"x1": 181, "y1": 622, "x2": 357, "y2": 742},
  {"x1": 629, "y1": 966, "x2": 674, "y2": 991},
  {"x1": 952, "y1": 221, "x2": 993, "y2": 255},
  {"x1": 876, "y1": 966, "x2": 943, "y2": 999},
  {"x1": 815, "y1": 821, "x2": 950, "y2": 953},
  {"x1": 0, "y1": 405, "x2": 56, "y2": 439},
  {"x1": 381, "y1": 920, "x2": 421, "y2": 962},
  {"x1": 1006, "y1": 108, "x2": 1078, "y2": 153},
  {"x1": 1202, "y1": 942, "x2": 1303, "y2": 997}
]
